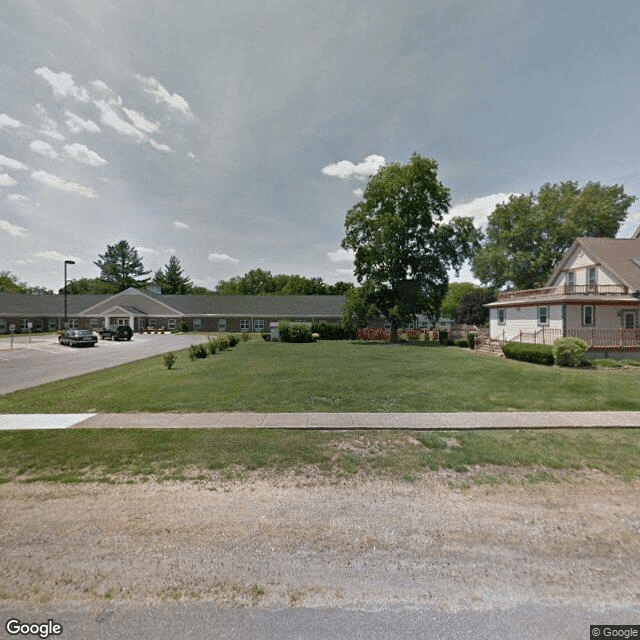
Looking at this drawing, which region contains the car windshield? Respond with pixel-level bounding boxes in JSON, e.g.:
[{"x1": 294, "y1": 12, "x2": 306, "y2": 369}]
[{"x1": 76, "y1": 330, "x2": 93, "y2": 336}]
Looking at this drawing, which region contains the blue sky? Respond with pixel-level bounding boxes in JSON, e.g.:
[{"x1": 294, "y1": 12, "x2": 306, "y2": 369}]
[{"x1": 1, "y1": 0, "x2": 640, "y2": 291}]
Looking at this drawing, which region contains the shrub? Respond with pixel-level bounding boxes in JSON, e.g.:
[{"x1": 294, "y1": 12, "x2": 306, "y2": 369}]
[
  {"x1": 162, "y1": 351, "x2": 177, "y2": 370},
  {"x1": 228, "y1": 334, "x2": 239, "y2": 347},
  {"x1": 280, "y1": 323, "x2": 313, "y2": 343},
  {"x1": 217, "y1": 336, "x2": 229, "y2": 351},
  {"x1": 180, "y1": 320, "x2": 189, "y2": 333},
  {"x1": 502, "y1": 342, "x2": 554, "y2": 366},
  {"x1": 438, "y1": 330, "x2": 449, "y2": 345},
  {"x1": 206, "y1": 337, "x2": 218, "y2": 355},
  {"x1": 454, "y1": 338, "x2": 468, "y2": 348},
  {"x1": 188, "y1": 343, "x2": 208, "y2": 360},
  {"x1": 277, "y1": 320, "x2": 292, "y2": 342},
  {"x1": 311, "y1": 322, "x2": 356, "y2": 340},
  {"x1": 261, "y1": 332, "x2": 271, "y2": 341},
  {"x1": 553, "y1": 336, "x2": 589, "y2": 367},
  {"x1": 356, "y1": 328, "x2": 390, "y2": 341},
  {"x1": 241, "y1": 332, "x2": 250, "y2": 342},
  {"x1": 467, "y1": 332, "x2": 476, "y2": 349}
]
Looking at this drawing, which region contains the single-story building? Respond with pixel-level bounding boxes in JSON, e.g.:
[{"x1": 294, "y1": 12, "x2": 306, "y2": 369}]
[
  {"x1": 0, "y1": 288, "x2": 347, "y2": 334},
  {"x1": 485, "y1": 230, "x2": 640, "y2": 356}
]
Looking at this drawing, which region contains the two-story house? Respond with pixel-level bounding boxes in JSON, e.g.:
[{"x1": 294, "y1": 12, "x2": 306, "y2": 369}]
[{"x1": 486, "y1": 229, "x2": 640, "y2": 356}]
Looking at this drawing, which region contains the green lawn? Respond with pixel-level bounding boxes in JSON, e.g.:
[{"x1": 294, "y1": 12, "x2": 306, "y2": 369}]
[
  {"x1": 1, "y1": 339, "x2": 640, "y2": 413},
  {"x1": 0, "y1": 427, "x2": 638, "y2": 484}
]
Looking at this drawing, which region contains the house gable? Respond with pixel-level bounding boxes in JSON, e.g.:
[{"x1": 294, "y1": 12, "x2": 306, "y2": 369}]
[{"x1": 80, "y1": 288, "x2": 184, "y2": 317}]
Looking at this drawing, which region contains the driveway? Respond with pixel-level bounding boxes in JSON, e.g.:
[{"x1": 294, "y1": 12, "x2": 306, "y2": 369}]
[{"x1": 0, "y1": 333, "x2": 208, "y2": 394}]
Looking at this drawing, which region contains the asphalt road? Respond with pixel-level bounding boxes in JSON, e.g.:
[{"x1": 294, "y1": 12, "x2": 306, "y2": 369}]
[
  {"x1": 0, "y1": 333, "x2": 208, "y2": 394},
  {"x1": 1, "y1": 602, "x2": 637, "y2": 640}
]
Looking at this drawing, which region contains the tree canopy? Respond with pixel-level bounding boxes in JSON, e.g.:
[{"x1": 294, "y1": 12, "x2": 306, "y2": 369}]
[
  {"x1": 153, "y1": 255, "x2": 193, "y2": 294},
  {"x1": 59, "y1": 277, "x2": 118, "y2": 295},
  {"x1": 215, "y1": 268, "x2": 354, "y2": 296},
  {"x1": 456, "y1": 289, "x2": 496, "y2": 325},
  {"x1": 472, "y1": 181, "x2": 636, "y2": 290},
  {"x1": 341, "y1": 153, "x2": 480, "y2": 341},
  {"x1": 94, "y1": 240, "x2": 151, "y2": 292},
  {"x1": 0, "y1": 271, "x2": 52, "y2": 295}
]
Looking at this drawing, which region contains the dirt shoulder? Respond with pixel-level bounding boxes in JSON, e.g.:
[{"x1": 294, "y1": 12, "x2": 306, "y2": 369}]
[{"x1": 1, "y1": 473, "x2": 638, "y2": 611}]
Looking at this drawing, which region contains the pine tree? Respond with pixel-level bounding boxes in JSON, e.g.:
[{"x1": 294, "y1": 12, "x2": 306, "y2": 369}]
[{"x1": 94, "y1": 240, "x2": 151, "y2": 292}]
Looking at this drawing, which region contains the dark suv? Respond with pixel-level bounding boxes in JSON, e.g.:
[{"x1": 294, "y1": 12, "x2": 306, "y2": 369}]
[{"x1": 98, "y1": 325, "x2": 133, "y2": 341}]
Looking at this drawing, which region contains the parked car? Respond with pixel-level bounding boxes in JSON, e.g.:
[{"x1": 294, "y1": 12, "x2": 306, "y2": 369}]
[
  {"x1": 98, "y1": 325, "x2": 133, "y2": 341},
  {"x1": 58, "y1": 329, "x2": 98, "y2": 347}
]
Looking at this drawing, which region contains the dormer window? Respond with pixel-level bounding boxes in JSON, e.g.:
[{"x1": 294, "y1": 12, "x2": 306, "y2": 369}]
[{"x1": 588, "y1": 267, "x2": 597, "y2": 287}]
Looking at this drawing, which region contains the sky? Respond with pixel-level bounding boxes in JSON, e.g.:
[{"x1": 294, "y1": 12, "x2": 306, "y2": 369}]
[{"x1": 2, "y1": 0, "x2": 640, "y2": 293}]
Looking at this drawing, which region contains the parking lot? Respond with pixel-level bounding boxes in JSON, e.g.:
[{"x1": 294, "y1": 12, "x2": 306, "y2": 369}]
[{"x1": 0, "y1": 333, "x2": 208, "y2": 394}]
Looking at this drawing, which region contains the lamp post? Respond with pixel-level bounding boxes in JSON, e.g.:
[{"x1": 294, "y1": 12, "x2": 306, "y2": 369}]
[{"x1": 64, "y1": 260, "x2": 75, "y2": 329}]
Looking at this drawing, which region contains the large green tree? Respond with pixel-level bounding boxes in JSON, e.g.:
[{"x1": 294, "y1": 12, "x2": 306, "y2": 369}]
[
  {"x1": 59, "y1": 277, "x2": 118, "y2": 295},
  {"x1": 472, "y1": 181, "x2": 636, "y2": 290},
  {"x1": 440, "y1": 282, "x2": 479, "y2": 321},
  {"x1": 0, "y1": 271, "x2": 51, "y2": 294},
  {"x1": 94, "y1": 240, "x2": 151, "y2": 292},
  {"x1": 341, "y1": 153, "x2": 480, "y2": 342},
  {"x1": 152, "y1": 255, "x2": 193, "y2": 294}
]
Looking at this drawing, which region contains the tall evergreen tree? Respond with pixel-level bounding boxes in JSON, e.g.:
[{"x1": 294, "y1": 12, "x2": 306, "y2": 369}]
[
  {"x1": 153, "y1": 255, "x2": 193, "y2": 294},
  {"x1": 94, "y1": 240, "x2": 151, "y2": 292}
]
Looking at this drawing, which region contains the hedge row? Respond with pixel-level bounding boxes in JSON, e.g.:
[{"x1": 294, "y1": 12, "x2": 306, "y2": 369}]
[
  {"x1": 311, "y1": 322, "x2": 357, "y2": 340},
  {"x1": 501, "y1": 342, "x2": 554, "y2": 366}
]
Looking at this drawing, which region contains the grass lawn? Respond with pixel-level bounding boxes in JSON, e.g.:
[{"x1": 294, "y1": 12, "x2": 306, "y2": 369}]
[
  {"x1": 1, "y1": 339, "x2": 640, "y2": 413},
  {"x1": 0, "y1": 427, "x2": 638, "y2": 485}
]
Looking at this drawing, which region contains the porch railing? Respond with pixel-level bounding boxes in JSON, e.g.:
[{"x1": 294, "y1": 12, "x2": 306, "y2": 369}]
[
  {"x1": 498, "y1": 284, "x2": 628, "y2": 301},
  {"x1": 495, "y1": 328, "x2": 640, "y2": 349}
]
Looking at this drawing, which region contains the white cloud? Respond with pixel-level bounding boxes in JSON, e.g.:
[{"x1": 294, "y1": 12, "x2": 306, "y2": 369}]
[
  {"x1": 322, "y1": 154, "x2": 385, "y2": 180},
  {"x1": 137, "y1": 246, "x2": 160, "y2": 255},
  {"x1": 0, "y1": 173, "x2": 17, "y2": 187},
  {"x1": 326, "y1": 248, "x2": 355, "y2": 263},
  {"x1": 35, "y1": 67, "x2": 89, "y2": 102},
  {"x1": 30, "y1": 139, "x2": 59, "y2": 159},
  {"x1": 35, "y1": 104, "x2": 65, "y2": 141},
  {"x1": 208, "y1": 252, "x2": 239, "y2": 265},
  {"x1": 0, "y1": 154, "x2": 28, "y2": 171},
  {"x1": 63, "y1": 143, "x2": 107, "y2": 167},
  {"x1": 123, "y1": 107, "x2": 158, "y2": 134},
  {"x1": 447, "y1": 193, "x2": 516, "y2": 228},
  {"x1": 353, "y1": 188, "x2": 364, "y2": 197},
  {"x1": 32, "y1": 170, "x2": 97, "y2": 198},
  {"x1": 91, "y1": 80, "x2": 114, "y2": 95},
  {"x1": 0, "y1": 220, "x2": 28, "y2": 237},
  {"x1": 335, "y1": 268, "x2": 355, "y2": 276},
  {"x1": 65, "y1": 111, "x2": 101, "y2": 134},
  {"x1": 0, "y1": 113, "x2": 23, "y2": 129},
  {"x1": 7, "y1": 193, "x2": 29, "y2": 203},
  {"x1": 94, "y1": 99, "x2": 145, "y2": 141},
  {"x1": 173, "y1": 221, "x2": 189, "y2": 230},
  {"x1": 32, "y1": 250, "x2": 81, "y2": 262},
  {"x1": 135, "y1": 74, "x2": 192, "y2": 116},
  {"x1": 148, "y1": 138, "x2": 171, "y2": 152}
]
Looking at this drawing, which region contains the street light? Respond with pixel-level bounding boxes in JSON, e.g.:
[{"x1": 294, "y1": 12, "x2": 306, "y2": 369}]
[{"x1": 64, "y1": 260, "x2": 75, "y2": 329}]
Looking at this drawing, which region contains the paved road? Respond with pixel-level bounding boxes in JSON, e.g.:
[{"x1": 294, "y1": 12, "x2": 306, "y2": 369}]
[
  {"x1": 0, "y1": 333, "x2": 208, "y2": 394},
  {"x1": 1, "y1": 602, "x2": 637, "y2": 640}
]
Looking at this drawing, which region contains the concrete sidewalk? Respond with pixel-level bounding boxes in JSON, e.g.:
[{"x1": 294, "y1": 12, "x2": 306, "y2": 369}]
[{"x1": 1, "y1": 411, "x2": 640, "y2": 430}]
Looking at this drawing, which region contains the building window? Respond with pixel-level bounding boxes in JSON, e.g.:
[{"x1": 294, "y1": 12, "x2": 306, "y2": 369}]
[
  {"x1": 20, "y1": 319, "x2": 29, "y2": 330},
  {"x1": 48, "y1": 319, "x2": 57, "y2": 331},
  {"x1": 253, "y1": 319, "x2": 264, "y2": 332},
  {"x1": 566, "y1": 271, "x2": 575, "y2": 291},
  {"x1": 148, "y1": 318, "x2": 157, "y2": 328},
  {"x1": 0, "y1": 319, "x2": 5, "y2": 332},
  {"x1": 537, "y1": 306, "x2": 549, "y2": 325},
  {"x1": 623, "y1": 311, "x2": 635, "y2": 330},
  {"x1": 35, "y1": 319, "x2": 43, "y2": 331},
  {"x1": 588, "y1": 267, "x2": 597, "y2": 287},
  {"x1": 193, "y1": 318, "x2": 202, "y2": 331},
  {"x1": 383, "y1": 320, "x2": 391, "y2": 331},
  {"x1": 240, "y1": 319, "x2": 251, "y2": 332},
  {"x1": 582, "y1": 305, "x2": 594, "y2": 326},
  {"x1": 218, "y1": 319, "x2": 227, "y2": 331},
  {"x1": 497, "y1": 308, "x2": 506, "y2": 325},
  {"x1": 68, "y1": 319, "x2": 79, "y2": 329},
  {"x1": 167, "y1": 319, "x2": 176, "y2": 330},
  {"x1": 90, "y1": 318, "x2": 99, "y2": 328}
]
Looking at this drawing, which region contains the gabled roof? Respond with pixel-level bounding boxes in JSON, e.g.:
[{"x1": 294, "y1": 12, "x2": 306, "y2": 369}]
[{"x1": 546, "y1": 237, "x2": 640, "y2": 292}]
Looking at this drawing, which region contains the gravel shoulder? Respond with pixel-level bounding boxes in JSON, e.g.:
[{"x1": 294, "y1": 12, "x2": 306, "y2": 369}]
[{"x1": 1, "y1": 473, "x2": 638, "y2": 611}]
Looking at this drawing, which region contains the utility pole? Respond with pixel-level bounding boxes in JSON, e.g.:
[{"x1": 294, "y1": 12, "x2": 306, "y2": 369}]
[{"x1": 64, "y1": 260, "x2": 75, "y2": 328}]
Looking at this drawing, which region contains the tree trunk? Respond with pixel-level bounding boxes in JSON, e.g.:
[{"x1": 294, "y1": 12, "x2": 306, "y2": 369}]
[{"x1": 390, "y1": 320, "x2": 399, "y2": 343}]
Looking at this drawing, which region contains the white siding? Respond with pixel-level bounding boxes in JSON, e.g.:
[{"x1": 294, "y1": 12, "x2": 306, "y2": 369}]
[
  {"x1": 490, "y1": 304, "x2": 563, "y2": 340},
  {"x1": 552, "y1": 248, "x2": 620, "y2": 287}
]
